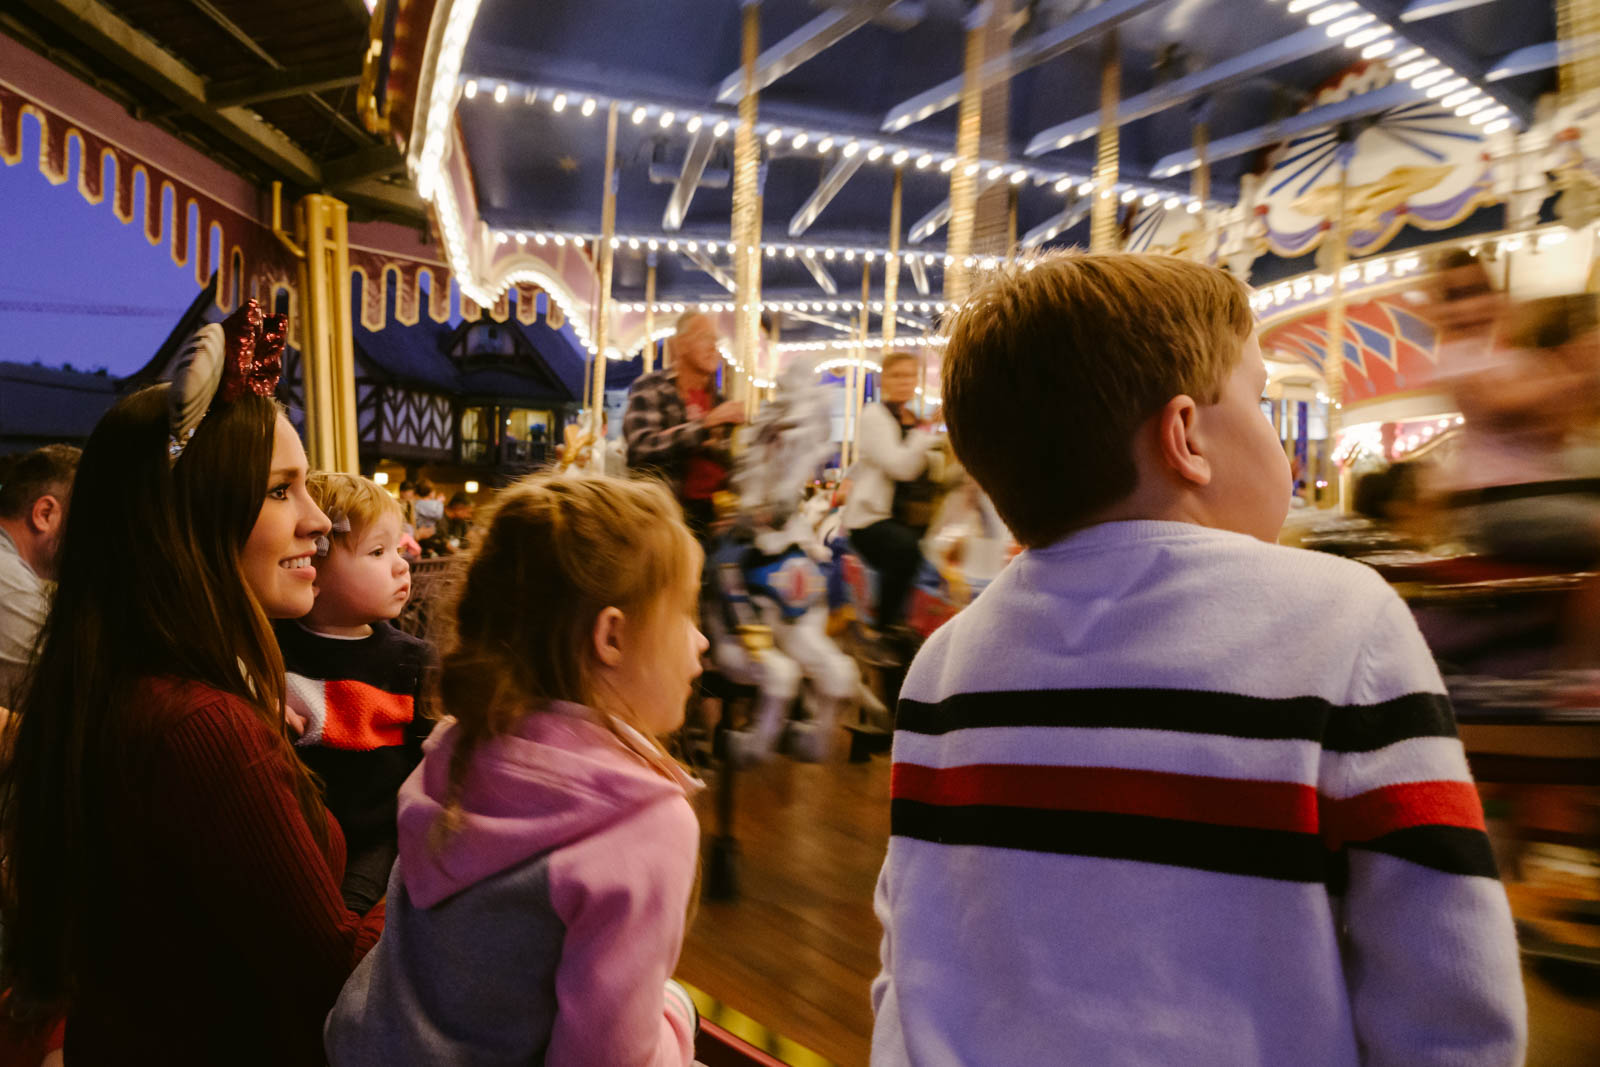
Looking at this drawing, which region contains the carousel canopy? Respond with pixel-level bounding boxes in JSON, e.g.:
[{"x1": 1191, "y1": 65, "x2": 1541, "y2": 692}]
[{"x1": 441, "y1": 0, "x2": 1557, "y2": 349}]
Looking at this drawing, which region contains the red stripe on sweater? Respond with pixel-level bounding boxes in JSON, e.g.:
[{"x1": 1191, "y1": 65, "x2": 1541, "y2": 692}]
[
  {"x1": 1320, "y1": 780, "x2": 1486, "y2": 850},
  {"x1": 891, "y1": 762, "x2": 1320, "y2": 834},
  {"x1": 320, "y1": 679, "x2": 413, "y2": 750}
]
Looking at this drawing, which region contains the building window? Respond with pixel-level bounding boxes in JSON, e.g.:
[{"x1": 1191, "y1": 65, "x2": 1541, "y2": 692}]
[{"x1": 460, "y1": 405, "x2": 495, "y2": 464}]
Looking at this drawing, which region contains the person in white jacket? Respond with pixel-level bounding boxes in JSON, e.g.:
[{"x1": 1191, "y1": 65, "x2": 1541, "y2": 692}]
[{"x1": 843, "y1": 351, "x2": 939, "y2": 630}]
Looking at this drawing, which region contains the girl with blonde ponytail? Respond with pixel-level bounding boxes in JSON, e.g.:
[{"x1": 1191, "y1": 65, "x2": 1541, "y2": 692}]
[{"x1": 327, "y1": 474, "x2": 707, "y2": 1066}]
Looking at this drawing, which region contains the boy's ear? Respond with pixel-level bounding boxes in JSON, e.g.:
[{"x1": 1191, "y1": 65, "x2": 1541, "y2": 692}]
[
  {"x1": 591, "y1": 606, "x2": 627, "y2": 668},
  {"x1": 1156, "y1": 395, "x2": 1211, "y2": 487}
]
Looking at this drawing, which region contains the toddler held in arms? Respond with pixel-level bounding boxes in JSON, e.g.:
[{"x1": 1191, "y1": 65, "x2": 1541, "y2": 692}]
[
  {"x1": 276, "y1": 472, "x2": 433, "y2": 912},
  {"x1": 326, "y1": 474, "x2": 706, "y2": 1066}
]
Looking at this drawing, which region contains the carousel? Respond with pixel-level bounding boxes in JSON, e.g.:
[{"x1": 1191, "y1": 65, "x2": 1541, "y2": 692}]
[
  {"x1": 350, "y1": 0, "x2": 1600, "y2": 1062},
  {"x1": 6, "y1": 0, "x2": 1593, "y2": 1060}
]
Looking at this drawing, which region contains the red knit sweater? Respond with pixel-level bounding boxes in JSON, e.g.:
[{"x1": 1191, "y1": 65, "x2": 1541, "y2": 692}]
[{"x1": 63, "y1": 677, "x2": 384, "y2": 1065}]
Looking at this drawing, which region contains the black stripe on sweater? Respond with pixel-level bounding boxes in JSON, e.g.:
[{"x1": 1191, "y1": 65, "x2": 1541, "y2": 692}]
[
  {"x1": 891, "y1": 800, "x2": 1331, "y2": 884},
  {"x1": 1357, "y1": 825, "x2": 1500, "y2": 880},
  {"x1": 896, "y1": 688, "x2": 1457, "y2": 753}
]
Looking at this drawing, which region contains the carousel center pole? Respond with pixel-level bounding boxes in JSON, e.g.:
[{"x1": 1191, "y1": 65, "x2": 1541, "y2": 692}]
[
  {"x1": 732, "y1": 0, "x2": 763, "y2": 413},
  {"x1": 591, "y1": 101, "x2": 620, "y2": 438},
  {"x1": 643, "y1": 256, "x2": 657, "y2": 373},
  {"x1": 1090, "y1": 29, "x2": 1121, "y2": 254},
  {"x1": 944, "y1": 11, "x2": 986, "y2": 305}
]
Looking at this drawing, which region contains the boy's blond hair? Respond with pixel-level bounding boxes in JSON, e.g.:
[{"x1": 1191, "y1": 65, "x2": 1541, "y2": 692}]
[
  {"x1": 941, "y1": 252, "x2": 1254, "y2": 548},
  {"x1": 306, "y1": 472, "x2": 402, "y2": 544}
]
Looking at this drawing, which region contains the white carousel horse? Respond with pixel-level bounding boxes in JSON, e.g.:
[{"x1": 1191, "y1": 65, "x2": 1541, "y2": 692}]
[{"x1": 706, "y1": 357, "x2": 875, "y2": 765}]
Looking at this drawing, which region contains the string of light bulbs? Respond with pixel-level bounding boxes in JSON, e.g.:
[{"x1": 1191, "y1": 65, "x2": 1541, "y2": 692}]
[
  {"x1": 1251, "y1": 222, "x2": 1581, "y2": 318},
  {"x1": 613, "y1": 298, "x2": 952, "y2": 316},
  {"x1": 461, "y1": 78, "x2": 1213, "y2": 214},
  {"x1": 1273, "y1": 0, "x2": 1517, "y2": 135}
]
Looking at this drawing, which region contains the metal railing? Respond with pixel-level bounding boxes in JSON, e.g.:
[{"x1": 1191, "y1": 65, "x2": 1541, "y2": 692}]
[{"x1": 395, "y1": 557, "x2": 458, "y2": 642}]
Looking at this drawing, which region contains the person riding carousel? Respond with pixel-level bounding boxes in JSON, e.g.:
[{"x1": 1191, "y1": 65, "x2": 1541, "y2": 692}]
[{"x1": 843, "y1": 351, "x2": 942, "y2": 650}]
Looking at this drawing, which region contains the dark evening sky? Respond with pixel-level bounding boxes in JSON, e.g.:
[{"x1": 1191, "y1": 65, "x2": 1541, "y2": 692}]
[{"x1": 0, "y1": 147, "x2": 212, "y2": 378}]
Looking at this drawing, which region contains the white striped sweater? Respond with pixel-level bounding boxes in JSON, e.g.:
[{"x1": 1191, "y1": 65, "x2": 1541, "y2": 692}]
[{"x1": 871, "y1": 520, "x2": 1525, "y2": 1067}]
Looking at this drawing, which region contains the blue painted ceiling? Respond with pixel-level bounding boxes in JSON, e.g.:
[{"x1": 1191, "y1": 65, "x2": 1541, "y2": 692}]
[{"x1": 458, "y1": 0, "x2": 1556, "y2": 334}]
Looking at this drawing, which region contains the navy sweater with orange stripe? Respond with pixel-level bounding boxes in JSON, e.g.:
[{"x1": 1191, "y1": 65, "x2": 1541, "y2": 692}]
[
  {"x1": 872, "y1": 520, "x2": 1525, "y2": 1067},
  {"x1": 275, "y1": 621, "x2": 433, "y2": 862}
]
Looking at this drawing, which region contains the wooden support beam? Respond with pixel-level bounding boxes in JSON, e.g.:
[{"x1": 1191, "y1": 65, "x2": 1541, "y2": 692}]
[
  {"x1": 716, "y1": 0, "x2": 898, "y2": 102},
  {"x1": 207, "y1": 59, "x2": 363, "y2": 108},
  {"x1": 789, "y1": 153, "x2": 866, "y2": 236},
  {"x1": 800, "y1": 254, "x2": 840, "y2": 295},
  {"x1": 663, "y1": 131, "x2": 715, "y2": 231},
  {"x1": 882, "y1": 0, "x2": 1163, "y2": 133},
  {"x1": 323, "y1": 144, "x2": 405, "y2": 189},
  {"x1": 1024, "y1": 28, "x2": 1333, "y2": 157},
  {"x1": 184, "y1": 0, "x2": 370, "y2": 146},
  {"x1": 16, "y1": 0, "x2": 323, "y2": 185}
]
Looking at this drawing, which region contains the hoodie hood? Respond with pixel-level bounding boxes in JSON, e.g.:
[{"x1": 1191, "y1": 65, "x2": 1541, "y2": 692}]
[{"x1": 397, "y1": 702, "x2": 700, "y2": 908}]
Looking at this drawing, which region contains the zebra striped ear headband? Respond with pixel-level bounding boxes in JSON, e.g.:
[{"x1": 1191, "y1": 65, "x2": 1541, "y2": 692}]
[{"x1": 167, "y1": 300, "x2": 286, "y2": 463}]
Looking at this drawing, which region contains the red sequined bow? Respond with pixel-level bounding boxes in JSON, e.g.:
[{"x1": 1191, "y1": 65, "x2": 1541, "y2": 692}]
[{"x1": 218, "y1": 299, "x2": 286, "y2": 402}]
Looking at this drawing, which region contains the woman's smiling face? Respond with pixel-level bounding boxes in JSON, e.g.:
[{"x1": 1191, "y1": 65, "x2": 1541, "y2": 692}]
[{"x1": 239, "y1": 415, "x2": 330, "y2": 618}]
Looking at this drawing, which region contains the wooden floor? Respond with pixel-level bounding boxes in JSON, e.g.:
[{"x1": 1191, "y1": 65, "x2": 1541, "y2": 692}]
[
  {"x1": 678, "y1": 750, "x2": 1600, "y2": 1067},
  {"x1": 680, "y1": 753, "x2": 889, "y2": 1067}
]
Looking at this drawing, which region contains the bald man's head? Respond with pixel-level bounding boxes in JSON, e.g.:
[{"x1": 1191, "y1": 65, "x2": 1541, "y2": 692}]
[{"x1": 673, "y1": 312, "x2": 721, "y2": 376}]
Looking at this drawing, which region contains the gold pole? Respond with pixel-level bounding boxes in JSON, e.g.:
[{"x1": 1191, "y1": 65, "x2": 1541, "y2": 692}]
[
  {"x1": 944, "y1": 17, "x2": 985, "y2": 304},
  {"x1": 1559, "y1": 0, "x2": 1600, "y2": 98},
  {"x1": 298, "y1": 196, "x2": 337, "y2": 471},
  {"x1": 643, "y1": 259, "x2": 657, "y2": 373},
  {"x1": 326, "y1": 197, "x2": 359, "y2": 473},
  {"x1": 732, "y1": 2, "x2": 763, "y2": 394},
  {"x1": 859, "y1": 261, "x2": 872, "y2": 457},
  {"x1": 1322, "y1": 158, "x2": 1349, "y2": 509},
  {"x1": 1090, "y1": 29, "x2": 1121, "y2": 253},
  {"x1": 1191, "y1": 121, "x2": 1210, "y2": 205},
  {"x1": 767, "y1": 313, "x2": 780, "y2": 402},
  {"x1": 591, "y1": 101, "x2": 620, "y2": 437},
  {"x1": 884, "y1": 168, "x2": 903, "y2": 348},
  {"x1": 842, "y1": 315, "x2": 859, "y2": 468},
  {"x1": 1006, "y1": 186, "x2": 1019, "y2": 260}
]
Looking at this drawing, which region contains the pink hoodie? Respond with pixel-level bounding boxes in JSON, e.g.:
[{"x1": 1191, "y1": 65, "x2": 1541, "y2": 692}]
[{"x1": 325, "y1": 703, "x2": 701, "y2": 1066}]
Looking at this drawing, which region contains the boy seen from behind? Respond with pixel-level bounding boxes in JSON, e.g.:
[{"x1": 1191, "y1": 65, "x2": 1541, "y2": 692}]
[
  {"x1": 276, "y1": 473, "x2": 433, "y2": 913},
  {"x1": 871, "y1": 253, "x2": 1524, "y2": 1066}
]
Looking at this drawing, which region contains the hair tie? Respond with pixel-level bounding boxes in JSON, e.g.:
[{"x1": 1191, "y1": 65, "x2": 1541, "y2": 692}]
[{"x1": 314, "y1": 512, "x2": 352, "y2": 557}]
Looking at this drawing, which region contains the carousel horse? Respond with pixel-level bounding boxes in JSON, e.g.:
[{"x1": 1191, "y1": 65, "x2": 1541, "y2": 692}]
[
  {"x1": 704, "y1": 358, "x2": 875, "y2": 765},
  {"x1": 556, "y1": 421, "x2": 599, "y2": 474}
]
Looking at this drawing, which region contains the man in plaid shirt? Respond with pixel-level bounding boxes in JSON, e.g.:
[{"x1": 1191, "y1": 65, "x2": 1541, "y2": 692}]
[{"x1": 624, "y1": 310, "x2": 745, "y2": 540}]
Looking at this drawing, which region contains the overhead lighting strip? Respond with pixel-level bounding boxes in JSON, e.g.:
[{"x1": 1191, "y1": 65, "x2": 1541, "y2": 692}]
[{"x1": 462, "y1": 77, "x2": 1215, "y2": 213}]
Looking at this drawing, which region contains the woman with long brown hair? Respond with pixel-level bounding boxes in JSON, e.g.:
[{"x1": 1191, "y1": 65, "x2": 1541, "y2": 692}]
[{"x1": 0, "y1": 303, "x2": 384, "y2": 1064}]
